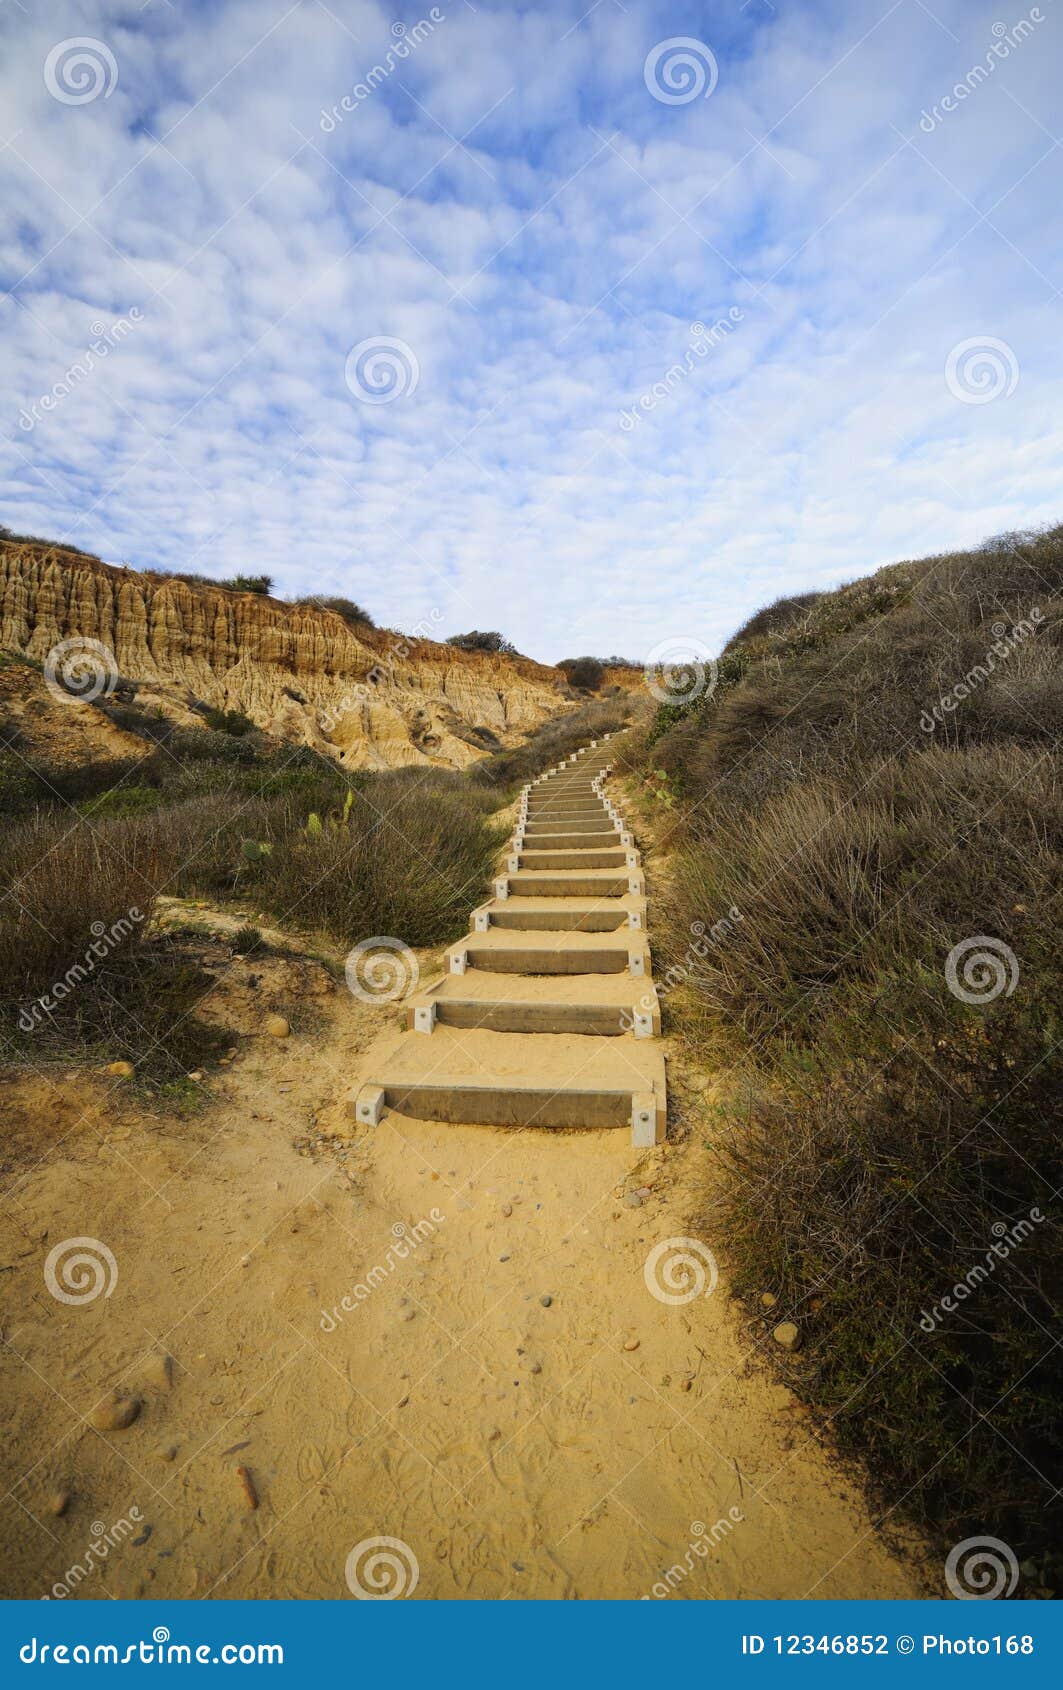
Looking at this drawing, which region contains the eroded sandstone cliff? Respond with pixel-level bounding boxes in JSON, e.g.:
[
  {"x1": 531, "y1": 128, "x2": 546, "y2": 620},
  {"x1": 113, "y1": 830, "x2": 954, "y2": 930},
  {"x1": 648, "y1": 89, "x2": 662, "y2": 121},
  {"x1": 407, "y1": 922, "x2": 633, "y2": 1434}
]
[{"x1": 0, "y1": 540, "x2": 574, "y2": 770}]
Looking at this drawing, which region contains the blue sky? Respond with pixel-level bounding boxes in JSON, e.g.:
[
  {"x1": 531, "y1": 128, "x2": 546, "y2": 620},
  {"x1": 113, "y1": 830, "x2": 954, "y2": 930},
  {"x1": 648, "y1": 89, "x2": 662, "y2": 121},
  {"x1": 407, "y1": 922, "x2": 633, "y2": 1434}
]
[{"x1": 2, "y1": 0, "x2": 1060, "y2": 661}]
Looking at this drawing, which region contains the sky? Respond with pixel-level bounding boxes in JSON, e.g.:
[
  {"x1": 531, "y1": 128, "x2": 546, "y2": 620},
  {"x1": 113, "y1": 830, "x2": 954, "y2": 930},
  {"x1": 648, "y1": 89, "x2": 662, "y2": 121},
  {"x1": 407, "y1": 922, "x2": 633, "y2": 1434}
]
[{"x1": 1, "y1": 0, "x2": 1060, "y2": 663}]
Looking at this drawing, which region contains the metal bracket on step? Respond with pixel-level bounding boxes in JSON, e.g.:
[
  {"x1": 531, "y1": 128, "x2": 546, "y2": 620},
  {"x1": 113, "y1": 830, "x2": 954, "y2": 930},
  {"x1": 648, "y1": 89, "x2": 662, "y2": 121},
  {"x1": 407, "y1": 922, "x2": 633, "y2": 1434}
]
[
  {"x1": 470, "y1": 905, "x2": 491, "y2": 932},
  {"x1": 628, "y1": 951, "x2": 646, "y2": 978},
  {"x1": 412, "y1": 1002, "x2": 437, "y2": 1034},
  {"x1": 450, "y1": 950, "x2": 468, "y2": 975},
  {"x1": 494, "y1": 876, "x2": 509, "y2": 899}
]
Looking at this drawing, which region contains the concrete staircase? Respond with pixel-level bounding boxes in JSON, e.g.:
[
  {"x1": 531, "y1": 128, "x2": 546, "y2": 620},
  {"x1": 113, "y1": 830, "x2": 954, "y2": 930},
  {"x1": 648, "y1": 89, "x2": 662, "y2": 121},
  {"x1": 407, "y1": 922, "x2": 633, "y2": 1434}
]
[{"x1": 349, "y1": 735, "x2": 666, "y2": 1145}]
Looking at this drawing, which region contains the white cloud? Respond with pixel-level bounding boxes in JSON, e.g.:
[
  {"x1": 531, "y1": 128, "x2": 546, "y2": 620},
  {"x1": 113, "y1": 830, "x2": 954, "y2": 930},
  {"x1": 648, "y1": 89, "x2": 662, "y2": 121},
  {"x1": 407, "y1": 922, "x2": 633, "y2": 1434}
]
[{"x1": 1, "y1": 0, "x2": 1059, "y2": 662}]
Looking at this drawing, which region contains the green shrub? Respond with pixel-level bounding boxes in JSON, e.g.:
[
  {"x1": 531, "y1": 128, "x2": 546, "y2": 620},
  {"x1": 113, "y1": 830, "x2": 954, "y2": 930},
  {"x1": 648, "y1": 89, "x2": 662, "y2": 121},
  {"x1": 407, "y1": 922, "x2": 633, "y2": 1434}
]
[{"x1": 200, "y1": 706, "x2": 255, "y2": 737}]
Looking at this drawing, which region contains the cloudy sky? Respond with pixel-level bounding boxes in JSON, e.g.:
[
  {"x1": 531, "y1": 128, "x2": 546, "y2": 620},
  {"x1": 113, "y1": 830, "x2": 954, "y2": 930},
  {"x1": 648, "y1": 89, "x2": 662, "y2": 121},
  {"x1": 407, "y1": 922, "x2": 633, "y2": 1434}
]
[{"x1": 2, "y1": 0, "x2": 1060, "y2": 662}]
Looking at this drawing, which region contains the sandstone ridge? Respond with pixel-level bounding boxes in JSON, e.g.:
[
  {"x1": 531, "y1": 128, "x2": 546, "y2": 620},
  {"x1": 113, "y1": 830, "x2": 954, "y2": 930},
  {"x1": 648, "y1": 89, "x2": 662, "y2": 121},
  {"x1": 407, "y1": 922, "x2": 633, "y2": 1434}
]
[{"x1": 0, "y1": 539, "x2": 578, "y2": 770}]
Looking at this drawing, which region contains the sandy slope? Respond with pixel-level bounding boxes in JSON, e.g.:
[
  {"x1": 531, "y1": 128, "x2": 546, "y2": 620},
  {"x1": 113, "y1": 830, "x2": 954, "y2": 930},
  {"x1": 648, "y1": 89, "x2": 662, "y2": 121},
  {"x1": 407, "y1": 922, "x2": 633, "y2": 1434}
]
[{"x1": 0, "y1": 911, "x2": 931, "y2": 1601}]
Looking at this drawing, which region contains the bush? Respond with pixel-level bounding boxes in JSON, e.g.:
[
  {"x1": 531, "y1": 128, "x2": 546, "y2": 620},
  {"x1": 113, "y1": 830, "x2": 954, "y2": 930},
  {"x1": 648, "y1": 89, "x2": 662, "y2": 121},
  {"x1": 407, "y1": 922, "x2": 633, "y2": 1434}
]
[
  {"x1": 292, "y1": 595, "x2": 375, "y2": 628},
  {"x1": 446, "y1": 630, "x2": 518, "y2": 656},
  {"x1": 640, "y1": 523, "x2": 1063, "y2": 1567},
  {"x1": 558, "y1": 656, "x2": 605, "y2": 690},
  {"x1": 200, "y1": 706, "x2": 255, "y2": 737},
  {"x1": 217, "y1": 574, "x2": 272, "y2": 595},
  {"x1": 254, "y1": 770, "x2": 502, "y2": 946}
]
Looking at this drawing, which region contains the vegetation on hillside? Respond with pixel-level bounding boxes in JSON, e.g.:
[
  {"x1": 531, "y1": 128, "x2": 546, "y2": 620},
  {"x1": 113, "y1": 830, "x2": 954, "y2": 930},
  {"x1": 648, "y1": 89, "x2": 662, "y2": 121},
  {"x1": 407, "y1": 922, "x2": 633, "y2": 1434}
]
[
  {"x1": 0, "y1": 673, "x2": 626, "y2": 1085},
  {"x1": 446, "y1": 630, "x2": 519, "y2": 656},
  {"x1": 623, "y1": 523, "x2": 1062, "y2": 1579}
]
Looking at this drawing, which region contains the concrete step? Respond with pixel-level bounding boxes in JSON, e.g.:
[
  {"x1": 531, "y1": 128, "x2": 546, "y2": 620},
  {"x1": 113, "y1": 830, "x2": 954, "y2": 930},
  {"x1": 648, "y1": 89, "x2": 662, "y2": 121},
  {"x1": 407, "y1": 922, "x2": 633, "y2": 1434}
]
[
  {"x1": 522, "y1": 833, "x2": 620, "y2": 849},
  {"x1": 472, "y1": 895, "x2": 644, "y2": 932},
  {"x1": 523, "y1": 821, "x2": 617, "y2": 837},
  {"x1": 351, "y1": 1027, "x2": 666, "y2": 1136},
  {"x1": 408, "y1": 972, "x2": 660, "y2": 1037},
  {"x1": 447, "y1": 928, "x2": 650, "y2": 977},
  {"x1": 348, "y1": 734, "x2": 666, "y2": 1145},
  {"x1": 505, "y1": 869, "x2": 641, "y2": 899},
  {"x1": 525, "y1": 809, "x2": 611, "y2": 824},
  {"x1": 516, "y1": 847, "x2": 630, "y2": 870}
]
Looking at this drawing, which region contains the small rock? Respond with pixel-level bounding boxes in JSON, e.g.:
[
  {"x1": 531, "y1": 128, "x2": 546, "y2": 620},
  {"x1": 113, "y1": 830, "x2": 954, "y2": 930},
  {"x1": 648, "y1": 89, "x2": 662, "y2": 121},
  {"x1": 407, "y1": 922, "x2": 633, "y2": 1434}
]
[
  {"x1": 501, "y1": 1203, "x2": 513, "y2": 1217},
  {"x1": 623, "y1": 1337, "x2": 640, "y2": 1352},
  {"x1": 187, "y1": 1070, "x2": 204, "y2": 1083},
  {"x1": 131, "y1": 1523, "x2": 153, "y2": 1546},
  {"x1": 89, "y1": 1392, "x2": 141, "y2": 1432},
  {"x1": 772, "y1": 1321, "x2": 802, "y2": 1352},
  {"x1": 264, "y1": 1014, "x2": 290, "y2": 1038},
  {"x1": 539, "y1": 1294, "x2": 553, "y2": 1308},
  {"x1": 145, "y1": 1353, "x2": 174, "y2": 1392},
  {"x1": 47, "y1": 1489, "x2": 70, "y2": 1517},
  {"x1": 157, "y1": 1445, "x2": 178, "y2": 1462},
  {"x1": 760, "y1": 1291, "x2": 778, "y2": 1310},
  {"x1": 106, "y1": 1060, "x2": 135, "y2": 1079},
  {"x1": 530, "y1": 1361, "x2": 542, "y2": 1375},
  {"x1": 623, "y1": 1192, "x2": 643, "y2": 1209}
]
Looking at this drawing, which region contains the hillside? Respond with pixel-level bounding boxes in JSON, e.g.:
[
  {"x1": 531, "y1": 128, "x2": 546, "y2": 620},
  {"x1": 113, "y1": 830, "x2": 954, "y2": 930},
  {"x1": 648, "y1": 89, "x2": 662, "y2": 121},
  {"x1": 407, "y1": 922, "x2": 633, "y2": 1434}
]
[
  {"x1": 620, "y1": 523, "x2": 1062, "y2": 1582},
  {"x1": 0, "y1": 538, "x2": 579, "y2": 771}
]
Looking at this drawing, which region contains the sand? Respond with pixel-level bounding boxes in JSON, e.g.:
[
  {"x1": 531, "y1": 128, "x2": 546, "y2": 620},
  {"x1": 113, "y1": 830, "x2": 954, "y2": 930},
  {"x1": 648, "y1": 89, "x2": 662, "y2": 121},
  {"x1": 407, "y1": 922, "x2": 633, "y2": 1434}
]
[{"x1": 0, "y1": 903, "x2": 931, "y2": 1601}]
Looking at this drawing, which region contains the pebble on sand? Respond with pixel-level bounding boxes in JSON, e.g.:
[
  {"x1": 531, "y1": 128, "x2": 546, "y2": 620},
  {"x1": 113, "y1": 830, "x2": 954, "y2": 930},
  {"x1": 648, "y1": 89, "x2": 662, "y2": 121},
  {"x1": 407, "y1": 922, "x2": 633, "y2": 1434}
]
[
  {"x1": 623, "y1": 1337, "x2": 641, "y2": 1352},
  {"x1": 772, "y1": 1321, "x2": 802, "y2": 1352},
  {"x1": 106, "y1": 1061, "x2": 135, "y2": 1079},
  {"x1": 235, "y1": 1464, "x2": 258, "y2": 1510},
  {"x1": 264, "y1": 1014, "x2": 290, "y2": 1038},
  {"x1": 145, "y1": 1353, "x2": 174, "y2": 1391},
  {"x1": 501, "y1": 1203, "x2": 513, "y2": 1217},
  {"x1": 760, "y1": 1291, "x2": 778, "y2": 1310},
  {"x1": 47, "y1": 1489, "x2": 70, "y2": 1517},
  {"x1": 89, "y1": 1392, "x2": 141, "y2": 1432},
  {"x1": 539, "y1": 1294, "x2": 553, "y2": 1308}
]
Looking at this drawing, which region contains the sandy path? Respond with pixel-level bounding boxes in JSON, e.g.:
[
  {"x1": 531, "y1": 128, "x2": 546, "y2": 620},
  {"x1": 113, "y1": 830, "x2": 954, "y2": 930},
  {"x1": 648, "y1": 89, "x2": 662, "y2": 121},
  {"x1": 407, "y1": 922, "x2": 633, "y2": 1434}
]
[{"x1": 0, "y1": 916, "x2": 930, "y2": 1601}]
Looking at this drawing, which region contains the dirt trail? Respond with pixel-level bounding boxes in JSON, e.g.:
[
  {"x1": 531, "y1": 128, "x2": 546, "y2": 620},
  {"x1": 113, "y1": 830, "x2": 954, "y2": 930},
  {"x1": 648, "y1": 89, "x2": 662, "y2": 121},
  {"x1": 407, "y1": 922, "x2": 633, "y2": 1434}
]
[{"x1": 0, "y1": 907, "x2": 930, "y2": 1601}]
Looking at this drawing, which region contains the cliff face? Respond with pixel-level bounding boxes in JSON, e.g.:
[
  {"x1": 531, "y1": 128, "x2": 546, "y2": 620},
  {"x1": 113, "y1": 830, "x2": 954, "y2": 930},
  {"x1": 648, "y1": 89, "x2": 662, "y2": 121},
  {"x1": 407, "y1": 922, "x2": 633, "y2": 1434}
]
[{"x1": 0, "y1": 541, "x2": 573, "y2": 770}]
